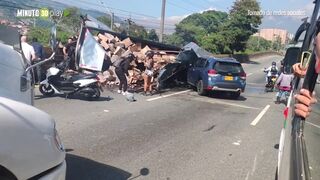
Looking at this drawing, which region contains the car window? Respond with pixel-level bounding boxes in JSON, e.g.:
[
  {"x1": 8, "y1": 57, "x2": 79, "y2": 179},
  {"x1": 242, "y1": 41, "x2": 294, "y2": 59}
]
[{"x1": 213, "y1": 62, "x2": 243, "y2": 74}]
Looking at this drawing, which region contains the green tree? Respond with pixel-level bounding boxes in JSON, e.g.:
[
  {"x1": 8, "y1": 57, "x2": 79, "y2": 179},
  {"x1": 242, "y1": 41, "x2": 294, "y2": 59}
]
[
  {"x1": 224, "y1": 0, "x2": 262, "y2": 53},
  {"x1": 60, "y1": 7, "x2": 82, "y2": 33},
  {"x1": 246, "y1": 36, "x2": 272, "y2": 52},
  {"x1": 171, "y1": 10, "x2": 228, "y2": 47},
  {"x1": 147, "y1": 29, "x2": 159, "y2": 41},
  {"x1": 272, "y1": 35, "x2": 282, "y2": 51},
  {"x1": 163, "y1": 34, "x2": 184, "y2": 47},
  {"x1": 97, "y1": 16, "x2": 112, "y2": 28}
]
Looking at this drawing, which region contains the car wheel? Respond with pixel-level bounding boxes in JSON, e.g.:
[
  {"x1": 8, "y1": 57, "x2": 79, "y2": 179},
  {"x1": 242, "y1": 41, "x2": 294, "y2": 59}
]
[
  {"x1": 39, "y1": 84, "x2": 55, "y2": 96},
  {"x1": 196, "y1": 80, "x2": 207, "y2": 96},
  {"x1": 231, "y1": 92, "x2": 240, "y2": 99}
]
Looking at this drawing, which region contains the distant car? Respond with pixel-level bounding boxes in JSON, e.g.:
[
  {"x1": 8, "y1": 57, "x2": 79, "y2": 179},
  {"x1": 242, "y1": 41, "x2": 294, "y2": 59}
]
[
  {"x1": 0, "y1": 97, "x2": 66, "y2": 180},
  {"x1": 187, "y1": 57, "x2": 246, "y2": 98}
]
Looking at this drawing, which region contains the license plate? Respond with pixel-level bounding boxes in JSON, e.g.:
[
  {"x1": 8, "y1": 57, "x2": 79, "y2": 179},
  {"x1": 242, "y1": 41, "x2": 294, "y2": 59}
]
[{"x1": 224, "y1": 76, "x2": 233, "y2": 81}]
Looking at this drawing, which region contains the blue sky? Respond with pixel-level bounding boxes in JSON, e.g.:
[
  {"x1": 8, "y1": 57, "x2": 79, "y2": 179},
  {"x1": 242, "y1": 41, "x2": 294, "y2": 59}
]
[{"x1": 52, "y1": 0, "x2": 313, "y2": 34}]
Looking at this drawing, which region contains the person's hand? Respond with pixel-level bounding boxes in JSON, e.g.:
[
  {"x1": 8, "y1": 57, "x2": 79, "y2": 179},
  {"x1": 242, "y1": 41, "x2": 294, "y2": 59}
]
[
  {"x1": 294, "y1": 89, "x2": 317, "y2": 118},
  {"x1": 293, "y1": 63, "x2": 307, "y2": 77}
]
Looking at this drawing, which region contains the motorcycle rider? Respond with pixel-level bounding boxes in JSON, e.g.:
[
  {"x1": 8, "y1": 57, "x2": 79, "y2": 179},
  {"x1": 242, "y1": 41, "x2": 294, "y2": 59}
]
[
  {"x1": 264, "y1": 61, "x2": 279, "y2": 84},
  {"x1": 275, "y1": 66, "x2": 294, "y2": 104}
]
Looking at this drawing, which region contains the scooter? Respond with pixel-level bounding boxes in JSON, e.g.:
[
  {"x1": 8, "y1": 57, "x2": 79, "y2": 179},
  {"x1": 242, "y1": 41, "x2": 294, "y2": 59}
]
[
  {"x1": 39, "y1": 59, "x2": 102, "y2": 99},
  {"x1": 265, "y1": 73, "x2": 278, "y2": 92},
  {"x1": 276, "y1": 86, "x2": 291, "y2": 104}
]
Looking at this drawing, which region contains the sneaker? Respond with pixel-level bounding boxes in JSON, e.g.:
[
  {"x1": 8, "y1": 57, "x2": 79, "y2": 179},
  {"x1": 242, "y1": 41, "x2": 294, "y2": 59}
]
[
  {"x1": 122, "y1": 91, "x2": 127, "y2": 95},
  {"x1": 117, "y1": 90, "x2": 122, "y2": 94}
]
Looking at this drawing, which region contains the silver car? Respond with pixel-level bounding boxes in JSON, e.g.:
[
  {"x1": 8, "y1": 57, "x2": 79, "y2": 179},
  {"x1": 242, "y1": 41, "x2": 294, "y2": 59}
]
[{"x1": 0, "y1": 25, "x2": 66, "y2": 180}]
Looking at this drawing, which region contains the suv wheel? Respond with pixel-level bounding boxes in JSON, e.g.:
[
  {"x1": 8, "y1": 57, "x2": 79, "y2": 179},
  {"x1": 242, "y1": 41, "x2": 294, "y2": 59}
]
[
  {"x1": 197, "y1": 80, "x2": 207, "y2": 96},
  {"x1": 231, "y1": 92, "x2": 240, "y2": 99}
]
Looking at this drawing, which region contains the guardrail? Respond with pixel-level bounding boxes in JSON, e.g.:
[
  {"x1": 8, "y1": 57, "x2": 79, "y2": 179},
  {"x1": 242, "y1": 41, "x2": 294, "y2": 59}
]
[{"x1": 214, "y1": 51, "x2": 284, "y2": 63}]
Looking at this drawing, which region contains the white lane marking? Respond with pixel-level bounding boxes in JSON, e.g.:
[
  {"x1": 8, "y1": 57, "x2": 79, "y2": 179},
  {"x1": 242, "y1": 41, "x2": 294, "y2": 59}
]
[
  {"x1": 247, "y1": 73, "x2": 253, "y2": 77},
  {"x1": 306, "y1": 121, "x2": 320, "y2": 129},
  {"x1": 103, "y1": 110, "x2": 109, "y2": 112},
  {"x1": 146, "y1": 90, "x2": 191, "y2": 101},
  {"x1": 251, "y1": 155, "x2": 258, "y2": 175},
  {"x1": 232, "y1": 139, "x2": 241, "y2": 146},
  {"x1": 250, "y1": 105, "x2": 270, "y2": 126},
  {"x1": 194, "y1": 97, "x2": 260, "y2": 110},
  {"x1": 245, "y1": 171, "x2": 250, "y2": 180}
]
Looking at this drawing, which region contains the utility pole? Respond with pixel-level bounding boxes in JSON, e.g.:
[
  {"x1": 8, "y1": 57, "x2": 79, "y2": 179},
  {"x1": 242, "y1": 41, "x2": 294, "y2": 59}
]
[
  {"x1": 126, "y1": 18, "x2": 133, "y2": 36},
  {"x1": 159, "y1": 0, "x2": 166, "y2": 42},
  {"x1": 111, "y1": 12, "x2": 114, "y2": 30},
  {"x1": 99, "y1": 0, "x2": 114, "y2": 30}
]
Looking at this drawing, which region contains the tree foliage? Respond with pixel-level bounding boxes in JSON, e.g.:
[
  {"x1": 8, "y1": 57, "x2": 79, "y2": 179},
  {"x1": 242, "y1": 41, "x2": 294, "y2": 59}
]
[
  {"x1": 60, "y1": 7, "x2": 82, "y2": 33},
  {"x1": 147, "y1": 29, "x2": 159, "y2": 41},
  {"x1": 246, "y1": 36, "x2": 272, "y2": 52},
  {"x1": 165, "y1": 0, "x2": 262, "y2": 54}
]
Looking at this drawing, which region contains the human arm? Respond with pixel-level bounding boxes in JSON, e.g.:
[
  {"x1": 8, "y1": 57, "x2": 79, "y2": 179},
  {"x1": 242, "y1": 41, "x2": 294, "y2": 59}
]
[{"x1": 295, "y1": 89, "x2": 317, "y2": 118}]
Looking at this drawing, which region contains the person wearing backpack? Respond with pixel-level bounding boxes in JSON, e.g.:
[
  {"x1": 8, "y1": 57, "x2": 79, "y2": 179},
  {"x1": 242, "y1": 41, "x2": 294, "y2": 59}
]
[{"x1": 114, "y1": 54, "x2": 135, "y2": 95}]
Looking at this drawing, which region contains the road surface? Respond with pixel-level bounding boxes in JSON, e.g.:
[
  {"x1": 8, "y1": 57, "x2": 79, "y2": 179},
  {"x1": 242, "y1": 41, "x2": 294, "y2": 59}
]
[{"x1": 35, "y1": 55, "x2": 320, "y2": 180}]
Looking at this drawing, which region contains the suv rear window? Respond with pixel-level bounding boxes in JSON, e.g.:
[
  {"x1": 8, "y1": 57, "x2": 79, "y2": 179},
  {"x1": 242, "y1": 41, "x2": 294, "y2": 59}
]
[{"x1": 213, "y1": 62, "x2": 244, "y2": 74}]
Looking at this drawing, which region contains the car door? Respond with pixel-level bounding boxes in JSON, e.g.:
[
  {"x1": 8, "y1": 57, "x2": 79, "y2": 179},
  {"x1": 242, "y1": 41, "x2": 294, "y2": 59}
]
[{"x1": 187, "y1": 57, "x2": 200, "y2": 85}]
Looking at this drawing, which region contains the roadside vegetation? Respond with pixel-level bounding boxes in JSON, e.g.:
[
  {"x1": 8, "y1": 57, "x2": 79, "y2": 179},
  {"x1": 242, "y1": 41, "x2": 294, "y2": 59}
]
[{"x1": 28, "y1": 0, "x2": 282, "y2": 54}]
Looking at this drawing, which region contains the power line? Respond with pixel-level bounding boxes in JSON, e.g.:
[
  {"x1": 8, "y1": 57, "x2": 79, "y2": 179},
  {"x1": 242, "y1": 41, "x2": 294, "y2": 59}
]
[
  {"x1": 74, "y1": 0, "x2": 158, "y2": 19},
  {"x1": 167, "y1": 1, "x2": 197, "y2": 13},
  {"x1": 179, "y1": 0, "x2": 208, "y2": 11}
]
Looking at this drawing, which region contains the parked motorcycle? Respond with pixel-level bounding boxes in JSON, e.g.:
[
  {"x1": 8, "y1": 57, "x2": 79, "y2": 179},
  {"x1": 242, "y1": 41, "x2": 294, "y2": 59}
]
[{"x1": 39, "y1": 59, "x2": 102, "y2": 99}]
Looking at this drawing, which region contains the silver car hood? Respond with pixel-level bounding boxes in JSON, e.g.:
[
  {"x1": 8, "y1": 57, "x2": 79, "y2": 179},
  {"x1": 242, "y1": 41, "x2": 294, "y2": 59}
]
[{"x1": 0, "y1": 97, "x2": 65, "y2": 179}]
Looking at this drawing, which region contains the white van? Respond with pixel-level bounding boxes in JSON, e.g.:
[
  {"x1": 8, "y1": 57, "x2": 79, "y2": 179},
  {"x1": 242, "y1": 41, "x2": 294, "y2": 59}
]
[{"x1": 0, "y1": 25, "x2": 66, "y2": 180}]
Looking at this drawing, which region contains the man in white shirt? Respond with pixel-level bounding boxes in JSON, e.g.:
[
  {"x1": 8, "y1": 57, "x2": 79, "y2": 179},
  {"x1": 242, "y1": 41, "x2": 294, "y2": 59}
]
[{"x1": 21, "y1": 35, "x2": 36, "y2": 64}]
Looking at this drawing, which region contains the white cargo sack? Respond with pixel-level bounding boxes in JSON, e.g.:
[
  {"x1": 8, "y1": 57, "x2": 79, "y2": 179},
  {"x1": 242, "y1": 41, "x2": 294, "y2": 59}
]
[{"x1": 79, "y1": 29, "x2": 105, "y2": 71}]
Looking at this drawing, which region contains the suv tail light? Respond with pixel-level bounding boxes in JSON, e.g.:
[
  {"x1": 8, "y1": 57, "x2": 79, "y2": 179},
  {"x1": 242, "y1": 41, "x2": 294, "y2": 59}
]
[
  {"x1": 208, "y1": 69, "x2": 218, "y2": 77},
  {"x1": 240, "y1": 72, "x2": 246, "y2": 80}
]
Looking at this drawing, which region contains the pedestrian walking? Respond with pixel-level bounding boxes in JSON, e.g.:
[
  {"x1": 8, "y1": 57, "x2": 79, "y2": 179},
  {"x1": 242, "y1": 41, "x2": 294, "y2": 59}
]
[{"x1": 115, "y1": 53, "x2": 135, "y2": 95}]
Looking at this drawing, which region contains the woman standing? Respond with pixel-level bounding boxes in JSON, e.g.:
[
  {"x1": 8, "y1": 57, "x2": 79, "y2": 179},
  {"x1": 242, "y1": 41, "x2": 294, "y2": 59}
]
[{"x1": 143, "y1": 50, "x2": 155, "y2": 96}]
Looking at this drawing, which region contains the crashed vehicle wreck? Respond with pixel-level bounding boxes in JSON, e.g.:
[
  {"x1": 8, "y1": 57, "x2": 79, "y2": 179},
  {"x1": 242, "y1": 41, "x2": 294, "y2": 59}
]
[
  {"x1": 74, "y1": 15, "x2": 181, "y2": 92},
  {"x1": 157, "y1": 42, "x2": 213, "y2": 90}
]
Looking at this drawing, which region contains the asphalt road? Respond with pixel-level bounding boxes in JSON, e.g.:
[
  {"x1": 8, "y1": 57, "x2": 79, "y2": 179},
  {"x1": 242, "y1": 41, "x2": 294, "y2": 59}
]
[{"x1": 34, "y1": 55, "x2": 320, "y2": 180}]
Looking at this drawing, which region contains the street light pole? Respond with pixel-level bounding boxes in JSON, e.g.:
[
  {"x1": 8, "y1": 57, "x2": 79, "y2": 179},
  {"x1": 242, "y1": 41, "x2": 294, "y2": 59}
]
[{"x1": 159, "y1": 0, "x2": 166, "y2": 42}]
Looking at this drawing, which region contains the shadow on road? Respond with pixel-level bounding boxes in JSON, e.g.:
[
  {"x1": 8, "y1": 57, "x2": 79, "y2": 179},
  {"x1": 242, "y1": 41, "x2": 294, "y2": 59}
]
[
  {"x1": 66, "y1": 154, "x2": 132, "y2": 180},
  {"x1": 34, "y1": 94, "x2": 113, "y2": 102},
  {"x1": 208, "y1": 92, "x2": 247, "y2": 101}
]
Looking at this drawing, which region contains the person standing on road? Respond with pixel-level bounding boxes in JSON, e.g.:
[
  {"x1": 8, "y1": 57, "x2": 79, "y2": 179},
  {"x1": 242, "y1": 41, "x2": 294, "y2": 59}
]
[
  {"x1": 143, "y1": 50, "x2": 155, "y2": 96},
  {"x1": 115, "y1": 53, "x2": 135, "y2": 95},
  {"x1": 31, "y1": 37, "x2": 45, "y2": 84},
  {"x1": 21, "y1": 35, "x2": 36, "y2": 64},
  {"x1": 63, "y1": 37, "x2": 77, "y2": 71}
]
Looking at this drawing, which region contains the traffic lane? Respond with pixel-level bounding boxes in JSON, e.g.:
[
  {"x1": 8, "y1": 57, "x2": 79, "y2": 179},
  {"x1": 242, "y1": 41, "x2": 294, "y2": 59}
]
[
  {"x1": 242, "y1": 55, "x2": 283, "y2": 76},
  {"x1": 242, "y1": 56, "x2": 283, "y2": 81},
  {"x1": 35, "y1": 84, "x2": 282, "y2": 180}
]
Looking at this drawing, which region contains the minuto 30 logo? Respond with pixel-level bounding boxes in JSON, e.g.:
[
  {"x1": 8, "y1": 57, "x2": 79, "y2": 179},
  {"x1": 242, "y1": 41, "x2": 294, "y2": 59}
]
[{"x1": 16, "y1": 8, "x2": 65, "y2": 19}]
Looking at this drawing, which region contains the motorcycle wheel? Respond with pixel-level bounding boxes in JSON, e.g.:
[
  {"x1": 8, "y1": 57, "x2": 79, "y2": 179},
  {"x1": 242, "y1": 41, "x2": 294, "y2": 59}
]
[
  {"x1": 39, "y1": 84, "x2": 55, "y2": 96},
  {"x1": 93, "y1": 87, "x2": 101, "y2": 99}
]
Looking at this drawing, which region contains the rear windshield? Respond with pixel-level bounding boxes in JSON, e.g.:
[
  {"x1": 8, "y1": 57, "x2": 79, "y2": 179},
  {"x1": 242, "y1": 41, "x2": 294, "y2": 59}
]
[{"x1": 213, "y1": 62, "x2": 244, "y2": 74}]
